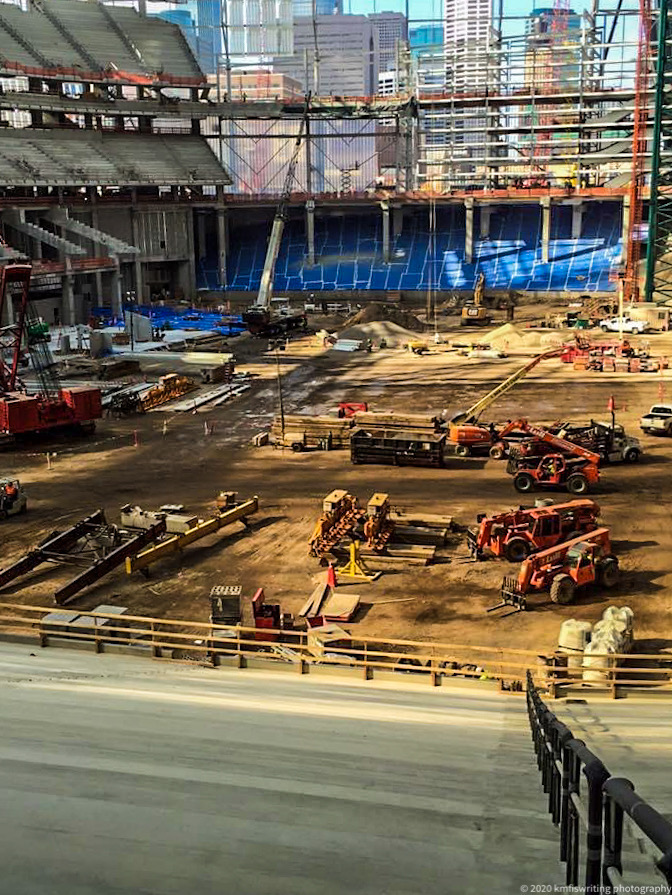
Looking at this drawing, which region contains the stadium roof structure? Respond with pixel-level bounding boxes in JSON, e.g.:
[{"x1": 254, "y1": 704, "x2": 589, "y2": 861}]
[
  {"x1": 0, "y1": 0, "x2": 204, "y2": 86},
  {"x1": 0, "y1": 129, "x2": 231, "y2": 187}
]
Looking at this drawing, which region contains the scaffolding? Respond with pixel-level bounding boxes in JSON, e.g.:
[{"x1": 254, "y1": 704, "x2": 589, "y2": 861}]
[{"x1": 192, "y1": 4, "x2": 647, "y2": 197}]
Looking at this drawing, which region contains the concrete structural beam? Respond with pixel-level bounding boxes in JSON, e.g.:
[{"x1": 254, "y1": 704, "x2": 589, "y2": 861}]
[
  {"x1": 479, "y1": 205, "x2": 492, "y2": 240},
  {"x1": 111, "y1": 257, "x2": 123, "y2": 317},
  {"x1": 381, "y1": 202, "x2": 390, "y2": 264},
  {"x1": 393, "y1": 206, "x2": 404, "y2": 238},
  {"x1": 306, "y1": 199, "x2": 315, "y2": 267},
  {"x1": 540, "y1": 197, "x2": 551, "y2": 265},
  {"x1": 217, "y1": 207, "x2": 228, "y2": 289},
  {"x1": 571, "y1": 202, "x2": 584, "y2": 239},
  {"x1": 465, "y1": 198, "x2": 474, "y2": 264}
]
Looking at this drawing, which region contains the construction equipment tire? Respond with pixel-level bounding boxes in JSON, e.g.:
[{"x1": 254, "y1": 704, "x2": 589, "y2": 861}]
[
  {"x1": 550, "y1": 574, "x2": 576, "y2": 604},
  {"x1": 489, "y1": 443, "x2": 506, "y2": 460},
  {"x1": 455, "y1": 444, "x2": 471, "y2": 457},
  {"x1": 513, "y1": 472, "x2": 535, "y2": 493},
  {"x1": 567, "y1": 473, "x2": 589, "y2": 495},
  {"x1": 504, "y1": 537, "x2": 529, "y2": 563},
  {"x1": 291, "y1": 442, "x2": 304, "y2": 453},
  {"x1": 597, "y1": 556, "x2": 620, "y2": 588},
  {"x1": 624, "y1": 448, "x2": 640, "y2": 463}
]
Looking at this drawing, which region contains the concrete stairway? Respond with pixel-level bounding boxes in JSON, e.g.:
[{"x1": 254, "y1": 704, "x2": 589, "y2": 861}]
[
  {"x1": 0, "y1": 643, "x2": 565, "y2": 895},
  {"x1": 556, "y1": 699, "x2": 672, "y2": 884}
]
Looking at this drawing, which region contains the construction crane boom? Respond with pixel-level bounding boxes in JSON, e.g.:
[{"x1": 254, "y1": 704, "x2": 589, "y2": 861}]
[
  {"x1": 255, "y1": 98, "x2": 310, "y2": 310},
  {"x1": 451, "y1": 348, "x2": 563, "y2": 425}
]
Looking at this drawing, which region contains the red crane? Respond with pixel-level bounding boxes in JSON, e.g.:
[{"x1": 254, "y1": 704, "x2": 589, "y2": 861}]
[{"x1": 0, "y1": 263, "x2": 102, "y2": 447}]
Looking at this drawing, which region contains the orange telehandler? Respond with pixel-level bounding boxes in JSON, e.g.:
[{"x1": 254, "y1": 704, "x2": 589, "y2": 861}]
[{"x1": 491, "y1": 527, "x2": 618, "y2": 613}]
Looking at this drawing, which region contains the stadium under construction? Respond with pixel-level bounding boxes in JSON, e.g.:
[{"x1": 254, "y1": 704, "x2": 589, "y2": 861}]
[{"x1": 0, "y1": 0, "x2": 666, "y2": 323}]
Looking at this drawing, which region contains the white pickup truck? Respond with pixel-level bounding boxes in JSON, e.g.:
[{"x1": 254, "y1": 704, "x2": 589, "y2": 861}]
[
  {"x1": 640, "y1": 404, "x2": 672, "y2": 436},
  {"x1": 599, "y1": 316, "x2": 650, "y2": 335}
]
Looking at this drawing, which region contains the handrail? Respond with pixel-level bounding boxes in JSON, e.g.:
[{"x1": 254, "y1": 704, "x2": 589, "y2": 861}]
[
  {"x1": 526, "y1": 670, "x2": 672, "y2": 891},
  {"x1": 0, "y1": 602, "x2": 670, "y2": 696}
]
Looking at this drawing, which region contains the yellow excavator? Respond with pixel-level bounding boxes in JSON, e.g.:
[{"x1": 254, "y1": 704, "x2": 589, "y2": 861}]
[{"x1": 461, "y1": 273, "x2": 493, "y2": 327}]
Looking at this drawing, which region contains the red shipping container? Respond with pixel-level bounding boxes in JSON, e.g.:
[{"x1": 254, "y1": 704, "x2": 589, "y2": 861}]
[
  {"x1": 0, "y1": 393, "x2": 40, "y2": 433},
  {"x1": 61, "y1": 387, "x2": 102, "y2": 422}
]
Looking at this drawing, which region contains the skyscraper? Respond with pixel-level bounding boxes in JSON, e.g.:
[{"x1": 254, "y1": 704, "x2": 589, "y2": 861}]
[
  {"x1": 292, "y1": 0, "x2": 342, "y2": 15},
  {"x1": 272, "y1": 15, "x2": 379, "y2": 96},
  {"x1": 443, "y1": 0, "x2": 495, "y2": 92},
  {"x1": 524, "y1": 7, "x2": 582, "y2": 92},
  {"x1": 368, "y1": 12, "x2": 408, "y2": 75}
]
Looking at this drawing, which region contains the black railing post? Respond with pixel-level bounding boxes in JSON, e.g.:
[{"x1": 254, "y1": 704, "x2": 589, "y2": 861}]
[
  {"x1": 602, "y1": 779, "x2": 631, "y2": 892},
  {"x1": 550, "y1": 719, "x2": 573, "y2": 826},
  {"x1": 570, "y1": 741, "x2": 610, "y2": 891}
]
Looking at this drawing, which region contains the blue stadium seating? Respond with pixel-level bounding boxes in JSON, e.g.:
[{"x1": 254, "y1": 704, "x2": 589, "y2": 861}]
[{"x1": 198, "y1": 201, "x2": 621, "y2": 293}]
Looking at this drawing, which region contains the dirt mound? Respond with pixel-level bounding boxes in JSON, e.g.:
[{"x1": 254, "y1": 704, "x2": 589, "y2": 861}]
[
  {"x1": 339, "y1": 320, "x2": 423, "y2": 346},
  {"x1": 477, "y1": 323, "x2": 563, "y2": 351},
  {"x1": 343, "y1": 303, "x2": 426, "y2": 333}
]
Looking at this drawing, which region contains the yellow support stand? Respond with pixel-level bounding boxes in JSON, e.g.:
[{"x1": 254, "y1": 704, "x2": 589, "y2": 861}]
[{"x1": 337, "y1": 541, "x2": 377, "y2": 583}]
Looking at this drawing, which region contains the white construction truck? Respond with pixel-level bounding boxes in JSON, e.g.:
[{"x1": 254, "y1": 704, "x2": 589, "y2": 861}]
[{"x1": 640, "y1": 404, "x2": 672, "y2": 436}]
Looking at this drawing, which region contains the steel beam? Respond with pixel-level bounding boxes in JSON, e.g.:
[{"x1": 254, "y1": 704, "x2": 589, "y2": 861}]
[
  {"x1": 0, "y1": 510, "x2": 106, "y2": 589},
  {"x1": 126, "y1": 498, "x2": 258, "y2": 575},
  {"x1": 54, "y1": 520, "x2": 167, "y2": 606}
]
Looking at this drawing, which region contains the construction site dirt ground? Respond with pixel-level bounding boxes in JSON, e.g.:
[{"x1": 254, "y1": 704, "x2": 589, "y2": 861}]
[{"x1": 2, "y1": 319, "x2": 672, "y2": 657}]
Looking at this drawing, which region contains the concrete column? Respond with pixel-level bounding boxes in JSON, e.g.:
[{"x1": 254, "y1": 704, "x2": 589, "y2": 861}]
[
  {"x1": 197, "y1": 213, "x2": 207, "y2": 262},
  {"x1": 63, "y1": 262, "x2": 76, "y2": 325},
  {"x1": 381, "y1": 202, "x2": 390, "y2": 264},
  {"x1": 621, "y1": 195, "x2": 630, "y2": 265},
  {"x1": 89, "y1": 191, "x2": 103, "y2": 302},
  {"x1": 479, "y1": 205, "x2": 492, "y2": 240},
  {"x1": 111, "y1": 256, "x2": 123, "y2": 317},
  {"x1": 130, "y1": 208, "x2": 144, "y2": 303},
  {"x1": 571, "y1": 203, "x2": 584, "y2": 239},
  {"x1": 306, "y1": 199, "x2": 315, "y2": 267},
  {"x1": 541, "y1": 197, "x2": 551, "y2": 265},
  {"x1": 216, "y1": 207, "x2": 228, "y2": 288},
  {"x1": 185, "y1": 208, "x2": 197, "y2": 300},
  {"x1": 465, "y1": 198, "x2": 474, "y2": 264},
  {"x1": 393, "y1": 206, "x2": 404, "y2": 238}
]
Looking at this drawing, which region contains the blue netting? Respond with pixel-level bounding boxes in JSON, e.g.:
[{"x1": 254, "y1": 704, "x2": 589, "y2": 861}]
[{"x1": 213, "y1": 202, "x2": 621, "y2": 293}]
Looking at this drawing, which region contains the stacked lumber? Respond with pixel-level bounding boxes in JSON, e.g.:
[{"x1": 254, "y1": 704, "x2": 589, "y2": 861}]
[
  {"x1": 390, "y1": 510, "x2": 455, "y2": 531},
  {"x1": 271, "y1": 414, "x2": 353, "y2": 448},
  {"x1": 353, "y1": 411, "x2": 443, "y2": 432}
]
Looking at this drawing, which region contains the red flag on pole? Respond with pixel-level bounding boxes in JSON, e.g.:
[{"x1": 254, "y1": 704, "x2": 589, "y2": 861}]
[{"x1": 607, "y1": 395, "x2": 615, "y2": 413}]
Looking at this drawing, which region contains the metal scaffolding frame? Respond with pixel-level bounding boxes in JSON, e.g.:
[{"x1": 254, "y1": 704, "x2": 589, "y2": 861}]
[{"x1": 194, "y1": 3, "x2": 648, "y2": 197}]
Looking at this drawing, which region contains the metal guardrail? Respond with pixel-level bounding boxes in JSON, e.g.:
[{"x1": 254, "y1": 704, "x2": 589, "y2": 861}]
[{"x1": 527, "y1": 670, "x2": 672, "y2": 892}]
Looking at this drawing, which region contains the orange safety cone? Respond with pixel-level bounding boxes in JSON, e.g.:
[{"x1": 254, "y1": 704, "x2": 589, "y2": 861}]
[{"x1": 326, "y1": 562, "x2": 337, "y2": 589}]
